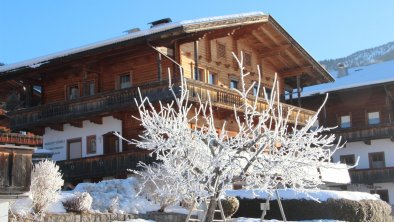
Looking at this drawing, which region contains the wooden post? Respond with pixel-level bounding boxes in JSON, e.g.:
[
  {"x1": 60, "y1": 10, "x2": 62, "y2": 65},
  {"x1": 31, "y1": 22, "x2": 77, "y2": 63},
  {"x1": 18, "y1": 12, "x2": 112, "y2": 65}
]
[
  {"x1": 157, "y1": 52, "x2": 162, "y2": 81},
  {"x1": 297, "y1": 75, "x2": 301, "y2": 107},
  {"x1": 194, "y1": 41, "x2": 199, "y2": 80},
  {"x1": 275, "y1": 190, "x2": 287, "y2": 222}
]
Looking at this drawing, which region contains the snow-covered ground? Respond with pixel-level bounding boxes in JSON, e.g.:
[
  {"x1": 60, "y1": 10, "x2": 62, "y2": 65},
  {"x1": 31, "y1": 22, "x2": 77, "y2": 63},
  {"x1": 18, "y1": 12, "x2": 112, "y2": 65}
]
[
  {"x1": 9, "y1": 178, "x2": 382, "y2": 218},
  {"x1": 120, "y1": 219, "x2": 343, "y2": 222}
]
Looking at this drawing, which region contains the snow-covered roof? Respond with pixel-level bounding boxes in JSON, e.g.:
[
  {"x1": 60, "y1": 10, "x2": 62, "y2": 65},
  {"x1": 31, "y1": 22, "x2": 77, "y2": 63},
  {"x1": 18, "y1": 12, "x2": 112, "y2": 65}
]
[
  {"x1": 303, "y1": 60, "x2": 394, "y2": 97},
  {"x1": 0, "y1": 12, "x2": 266, "y2": 74}
]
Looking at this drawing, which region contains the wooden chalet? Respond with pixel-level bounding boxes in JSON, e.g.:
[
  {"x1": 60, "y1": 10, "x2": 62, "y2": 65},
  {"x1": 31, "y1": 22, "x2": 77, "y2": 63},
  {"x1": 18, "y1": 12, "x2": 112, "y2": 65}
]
[
  {"x1": 0, "y1": 12, "x2": 333, "y2": 184},
  {"x1": 301, "y1": 61, "x2": 394, "y2": 204}
]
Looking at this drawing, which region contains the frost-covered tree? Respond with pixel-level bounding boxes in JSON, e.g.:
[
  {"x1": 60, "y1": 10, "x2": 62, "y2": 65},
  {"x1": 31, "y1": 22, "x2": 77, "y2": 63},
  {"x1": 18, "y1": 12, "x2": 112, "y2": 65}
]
[
  {"x1": 119, "y1": 53, "x2": 344, "y2": 222},
  {"x1": 30, "y1": 160, "x2": 64, "y2": 214}
]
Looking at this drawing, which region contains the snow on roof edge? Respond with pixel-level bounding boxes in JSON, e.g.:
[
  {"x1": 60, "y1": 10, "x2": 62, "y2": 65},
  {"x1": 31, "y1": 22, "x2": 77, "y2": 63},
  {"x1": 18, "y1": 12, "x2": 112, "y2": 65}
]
[
  {"x1": 0, "y1": 12, "x2": 266, "y2": 74},
  {"x1": 303, "y1": 77, "x2": 394, "y2": 97}
]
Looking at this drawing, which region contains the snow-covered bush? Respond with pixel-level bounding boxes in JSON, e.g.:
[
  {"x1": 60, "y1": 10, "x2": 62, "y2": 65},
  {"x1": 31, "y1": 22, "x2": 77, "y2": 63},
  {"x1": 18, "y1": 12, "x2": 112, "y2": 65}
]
[
  {"x1": 62, "y1": 192, "x2": 92, "y2": 212},
  {"x1": 221, "y1": 197, "x2": 239, "y2": 218},
  {"x1": 30, "y1": 160, "x2": 64, "y2": 214}
]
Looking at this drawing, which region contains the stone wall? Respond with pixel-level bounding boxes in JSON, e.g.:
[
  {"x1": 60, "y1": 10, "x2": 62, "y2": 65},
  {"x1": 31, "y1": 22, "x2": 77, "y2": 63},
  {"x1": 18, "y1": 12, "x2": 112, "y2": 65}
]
[
  {"x1": 8, "y1": 212, "x2": 188, "y2": 222},
  {"x1": 139, "y1": 212, "x2": 188, "y2": 222},
  {"x1": 9, "y1": 212, "x2": 136, "y2": 222}
]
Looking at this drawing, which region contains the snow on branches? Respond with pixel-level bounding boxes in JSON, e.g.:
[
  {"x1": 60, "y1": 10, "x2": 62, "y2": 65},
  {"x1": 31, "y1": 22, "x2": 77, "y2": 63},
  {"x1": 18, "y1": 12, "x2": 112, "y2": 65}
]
[
  {"x1": 118, "y1": 53, "x2": 345, "y2": 219},
  {"x1": 30, "y1": 160, "x2": 64, "y2": 214}
]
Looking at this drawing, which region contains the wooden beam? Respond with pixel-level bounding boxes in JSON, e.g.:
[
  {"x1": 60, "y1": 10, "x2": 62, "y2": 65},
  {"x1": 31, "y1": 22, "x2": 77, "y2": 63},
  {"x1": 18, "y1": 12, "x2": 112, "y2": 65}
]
[
  {"x1": 260, "y1": 44, "x2": 292, "y2": 58},
  {"x1": 205, "y1": 38, "x2": 212, "y2": 62},
  {"x1": 252, "y1": 31, "x2": 269, "y2": 47},
  {"x1": 70, "y1": 121, "x2": 83, "y2": 128},
  {"x1": 49, "y1": 124, "x2": 63, "y2": 132},
  {"x1": 89, "y1": 117, "x2": 103, "y2": 125},
  {"x1": 231, "y1": 36, "x2": 238, "y2": 70},
  {"x1": 280, "y1": 66, "x2": 313, "y2": 78},
  {"x1": 284, "y1": 50, "x2": 303, "y2": 67},
  {"x1": 260, "y1": 26, "x2": 281, "y2": 45}
]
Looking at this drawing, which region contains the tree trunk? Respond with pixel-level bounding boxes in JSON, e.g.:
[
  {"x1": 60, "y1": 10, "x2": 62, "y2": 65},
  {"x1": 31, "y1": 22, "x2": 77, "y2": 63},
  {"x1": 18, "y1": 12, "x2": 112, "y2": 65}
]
[{"x1": 204, "y1": 195, "x2": 219, "y2": 222}]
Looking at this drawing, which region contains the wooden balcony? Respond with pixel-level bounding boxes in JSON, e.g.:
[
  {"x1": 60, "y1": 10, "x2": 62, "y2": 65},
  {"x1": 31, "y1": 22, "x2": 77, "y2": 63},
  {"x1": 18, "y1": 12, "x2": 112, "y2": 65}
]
[
  {"x1": 0, "y1": 133, "x2": 42, "y2": 146},
  {"x1": 331, "y1": 124, "x2": 394, "y2": 143},
  {"x1": 56, "y1": 152, "x2": 155, "y2": 182},
  {"x1": 350, "y1": 167, "x2": 394, "y2": 184},
  {"x1": 9, "y1": 78, "x2": 315, "y2": 131}
]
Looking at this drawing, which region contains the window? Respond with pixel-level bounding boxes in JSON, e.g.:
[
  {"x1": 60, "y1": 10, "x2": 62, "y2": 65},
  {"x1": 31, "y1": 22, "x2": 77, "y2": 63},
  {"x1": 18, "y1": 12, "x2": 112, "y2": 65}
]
[
  {"x1": 244, "y1": 52, "x2": 252, "y2": 66},
  {"x1": 230, "y1": 79, "x2": 238, "y2": 89},
  {"x1": 67, "y1": 85, "x2": 79, "y2": 100},
  {"x1": 208, "y1": 72, "x2": 217, "y2": 85},
  {"x1": 67, "y1": 138, "x2": 82, "y2": 160},
  {"x1": 82, "y1": 80, "x2": 95, "y2": 97},
  {"x1": 253, "y1": 85, "x2": 259, "y2": 96},
  {"x1": 119, "y1": 73, "x2": 131, "y2": 89},
  {"x1": 369, "y1": 152, "x2": 385, "y2": 169},
  {"x1": 264, "y1": 88, "x2": 272, "y2": 100},
  {"x1": 194, "y1": 67, "x2": 205, "y2": 82},
  {"x1": 340, "y1": 115, "x2": 351, "y2": 128},
  {"x1": 86, "y1": 135, "x2": 97, "y2": 154},
  {"x1": 340, "y1": 154, "x2": 356, "y2": 166},
  {"x1": 368, "y1": 111, "x2": 380, "y2": 125},
  {"x1": 371, "y1": 190, "x2": 389, "y2": 203},
  {"x1": 217, "y1": 43, "x2": 226, "y2": 59}
]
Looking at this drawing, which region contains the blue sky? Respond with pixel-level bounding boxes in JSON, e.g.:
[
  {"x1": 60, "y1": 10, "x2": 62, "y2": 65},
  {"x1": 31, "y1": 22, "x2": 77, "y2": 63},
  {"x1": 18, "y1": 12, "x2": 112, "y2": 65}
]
[{"x1": 1, "y1": 0, "x2": 394, "y2": 64}]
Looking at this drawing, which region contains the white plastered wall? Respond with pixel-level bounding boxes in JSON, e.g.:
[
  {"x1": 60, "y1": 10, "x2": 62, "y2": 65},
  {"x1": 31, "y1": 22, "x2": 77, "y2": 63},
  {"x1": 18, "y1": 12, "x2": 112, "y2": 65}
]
[
  {"x1": 43, "y1": 116, "x2": 122, "y2": 161},
  {"x1": 332, "y1": 139, "x2": 394, "y2": 169}
]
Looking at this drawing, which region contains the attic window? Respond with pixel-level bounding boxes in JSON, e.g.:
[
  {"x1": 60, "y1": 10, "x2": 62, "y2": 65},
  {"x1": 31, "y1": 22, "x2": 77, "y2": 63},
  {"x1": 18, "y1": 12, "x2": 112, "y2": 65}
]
[{"x1": 217, "y1": 43, "x2": 226, "y2": 59}]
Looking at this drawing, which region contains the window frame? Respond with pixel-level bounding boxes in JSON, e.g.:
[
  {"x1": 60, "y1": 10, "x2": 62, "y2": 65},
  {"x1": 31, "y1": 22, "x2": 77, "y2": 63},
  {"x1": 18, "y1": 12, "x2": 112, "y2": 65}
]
[
  {"x1": 67, "y1": 137, "x2": 82, "y2": 160},
  {"x1": 207, "y1": 71, "x2": 218, "y2": 85},
  {"x1": 368, "y1": 152, "x2": 386, "y2": 169},
  {"x1": 340, "y1": 114, "x2": 351, "y2": 128},
  {"x1": 82, "y1": 80, "x2": 96, "y2": 97},
  {"x1": 66, "y1": 84, "x2": 80, "y2": 100},
  {"x1": 367, "y1": 111, "x2": 380, "y2": 125},
  {"x1": 117, "y1": 72, "x2": 132, "y2": 89},
  {"x1": 86, "y1": 135, "x2": 97, "y2": 154},
  {"x1": 339, "y1": 154, "x2": 356, "y2": 166},
  {"x1": 230, "y1": 79, "x2": 238, "y2": 90}
]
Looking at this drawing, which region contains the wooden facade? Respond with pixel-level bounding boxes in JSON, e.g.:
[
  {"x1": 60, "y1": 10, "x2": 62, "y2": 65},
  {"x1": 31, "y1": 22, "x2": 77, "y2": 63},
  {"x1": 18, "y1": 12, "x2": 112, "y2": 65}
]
[
  {"x1": 0, "y1": 145, "x2": 34, "y2": 194},
  {"x1": 301, "y1": 82, "x2": 394, "y2": 143},
  {"x1": 0, "y1": 13, "x2": 332, "y2": 182}
]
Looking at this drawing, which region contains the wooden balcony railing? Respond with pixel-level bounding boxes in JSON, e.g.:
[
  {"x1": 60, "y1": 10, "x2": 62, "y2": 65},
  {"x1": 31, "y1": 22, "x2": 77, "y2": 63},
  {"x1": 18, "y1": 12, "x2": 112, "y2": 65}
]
[
  {"x1": 57, "y1": 152, "x2": 155, "y2": 182},
  {"x1": 331, "y1": 124, "x2": 394, "y2": 142},
  {"x1": 9, "y1": 78, "x2": 315, "y2": 131},
  {"x1": 0, "y1": 133, "x2": 42, "y2": 146},
  {"x1": 349, "y1": 167, "x2": 394, "y2": 184}
]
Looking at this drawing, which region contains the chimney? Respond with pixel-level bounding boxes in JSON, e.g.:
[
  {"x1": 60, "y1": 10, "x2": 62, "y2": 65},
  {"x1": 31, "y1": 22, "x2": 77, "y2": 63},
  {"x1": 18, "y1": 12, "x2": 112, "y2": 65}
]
[
  {"x1": 337, "y1": 63, "x2": 348, "y2": 78},
  {"x1": 124, "y1": 28, "x2": 141, "y2": 34},
  {"x1": 148, "y1": 18, "x2": 172, "y2": 28}
]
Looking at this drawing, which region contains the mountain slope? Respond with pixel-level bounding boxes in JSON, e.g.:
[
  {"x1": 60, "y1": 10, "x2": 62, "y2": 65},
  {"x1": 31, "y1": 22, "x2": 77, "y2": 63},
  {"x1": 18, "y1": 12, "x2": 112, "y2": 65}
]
[{"x1": 320, "y1": 41, "x2": 394, "y2": 71}]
